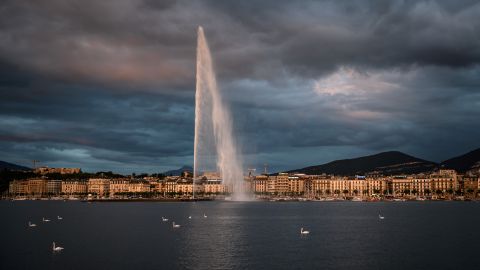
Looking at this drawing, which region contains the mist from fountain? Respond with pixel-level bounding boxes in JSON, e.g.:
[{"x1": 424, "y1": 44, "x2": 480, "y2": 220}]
[{"x1": 193, "y1": 26, "x2": 249, "y2": 201}]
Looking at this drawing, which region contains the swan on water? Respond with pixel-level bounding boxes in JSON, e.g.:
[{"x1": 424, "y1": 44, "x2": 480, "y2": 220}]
[
  {"x1": 43, "y1": 217, "x2": 50, "y2": 222},
  {"x1": 52, "y1": 242, "x2": 64, "y2": 252},
  {"x1": 28, "y1": 221, "x2": 37, "y2": 227},
  {"x1": 300, "y1": 227, "x2": 310, "y2": 235},
  {"x1": 162, "y1": 217, "x2": 169, "y2": 222},
  {"x1": 172, "y1": 222, "x2": 181, "y2": 228}
]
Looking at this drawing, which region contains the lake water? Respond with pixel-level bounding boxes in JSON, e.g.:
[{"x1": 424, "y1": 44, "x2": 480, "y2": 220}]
[{"x1": 1, "y1": 201, "x2": 479, "y2": 270}]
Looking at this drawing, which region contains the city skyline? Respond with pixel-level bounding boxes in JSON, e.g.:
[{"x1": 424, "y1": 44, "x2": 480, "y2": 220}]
[{"x1": 1, "y1": 1, "x2": 480, "y2": 173}]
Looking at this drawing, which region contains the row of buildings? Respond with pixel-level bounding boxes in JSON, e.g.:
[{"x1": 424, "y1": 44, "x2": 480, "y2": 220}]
[
  {"x1": 254, "y1": 169, "x2": 478, "y2": 198},
  {"x1": 7, "y1": 169, "x2": 480, "y2": 199},
  {"x1": 7, "y1": 177, "x2": 227, "y2": 198}
]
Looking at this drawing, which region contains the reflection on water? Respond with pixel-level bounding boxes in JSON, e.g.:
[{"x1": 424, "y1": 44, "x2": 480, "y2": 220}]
[
  {"x1": 1, "y1": 201, "x2": 480, "y2": 270},
  {"x1": 178, "y1": 202, "x2": 249, "y2": 269}
]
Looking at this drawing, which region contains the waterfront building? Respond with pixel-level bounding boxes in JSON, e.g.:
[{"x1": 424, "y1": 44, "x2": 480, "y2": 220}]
[
  {"x1": 288, "y1": 175, "x2": 305, "y2": 194},
  {"x1": 176, "y1": 179, "x2": 194, "y2": 194},
  {"x1": 392, "y1": 176, "x2": 413, "y2": 197},
  {"x1": 26, "y1": 179, "x2": 47, "y2": 196},
  {"x1": 412, "y1": 175, "x2": 431, "y2": 196},
  {"x1": 149, "y1": 181, "x2": 162, "y2": 193},
  {"x1": 46, "y1": 180, "x2": 62, "y2": 195},
  {"x1": 165, "y1": 179, "x2": 177, "y2": 194},
  {"x1": 310, "y1": 177, "x2": 332, "y2": 196},
  {"x1": 61, "y1": 180, "x2": 87, "y2": 195},
  {"x1": 128, "y1": 181, "x2": 151, "y2": 193},
  {"x1": 204, "y1": 179, "x2": 228, "y2": 194},
  {"x1": 275, "y1": 173, "x2": 290, "y2": 194},
  {"x1": 330, "y1": 178, "x2": 349, "y2": 197},
  {"x1": 365, "y1": 177, "x2": 387, "y2": 196},
  {"x1": 267, "y1": 176, "x2": 277, "y2": 194},
  {"x1": 461, "y1": 176, "x2": 478, "y2": 198},
  {"x1": 349, "y1": 178, "x2": 366, "y2": 197},
  {"x1": 110, "y1": 179, "x2": 130, "y2": 195},
  {"x1": 430, "y1": 169, "x2": 457, "y2": 197},
  {"x1": 87, "y1": 178, "x2": 111, "y2": 197},
  {"x1": 9, "y1": 180, "x2": 28, "y2": 195},
  {"x1": 253, "y1": 175, "x2": 268, "y2": 194}
]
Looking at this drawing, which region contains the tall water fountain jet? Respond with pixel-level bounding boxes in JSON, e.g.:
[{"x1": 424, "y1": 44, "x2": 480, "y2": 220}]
[{"x1": 194, "y1": 26, "x2": 248, "y2": 201}]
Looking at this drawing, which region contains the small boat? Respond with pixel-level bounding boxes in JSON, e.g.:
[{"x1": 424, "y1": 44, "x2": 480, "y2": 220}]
[
  {"x1": 28, "y1": 221, "x2": 37, "y2": 227},
  {"x1": 162, "y1": 217, "x2": 169, "y2": 222},
  {"x1": 52, "y1": 242, "x2": 64, "y2": 252},
  {"x1": 300, "y1": 227, "x2": 310, "y2": 235},
  {"x1": 172, "y1": 222, "x2": 181, "y2": 228},
  {"x1": 352, "y1": 197, "x2": 363, "y2": 202},
  {"x1": 43, "y1": 217, "x2": 50, "y2": 222},
  {"x1": 378, "y1": 214, "x2": 385, "y2": 220}
]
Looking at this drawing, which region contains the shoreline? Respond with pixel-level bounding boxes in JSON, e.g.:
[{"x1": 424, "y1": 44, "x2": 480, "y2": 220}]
[{"x1": 2, "y1": 197, "x2": 478, "y2": 202}]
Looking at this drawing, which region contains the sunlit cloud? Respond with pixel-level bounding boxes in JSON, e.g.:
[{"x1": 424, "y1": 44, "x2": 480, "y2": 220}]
[{"x1": 313, "y1": 67, "x2": 401, "y2": 96}]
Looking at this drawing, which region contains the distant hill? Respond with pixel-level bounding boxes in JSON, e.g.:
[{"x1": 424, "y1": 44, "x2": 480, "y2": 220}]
[
  {"x1": 287, "y1": 151, "x2": 437, "y2": 176},
  {"x1": 440, "y1": 148, "x2": 480, "y2": 173},
  {"x1": 0, "y1": 160, "x2": 31, "y2": 171},
  {"x1": 163, "y1": 165, "x2": 193, "y2": 176}
]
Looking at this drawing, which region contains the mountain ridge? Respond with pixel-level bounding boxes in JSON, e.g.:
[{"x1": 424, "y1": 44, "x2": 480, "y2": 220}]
[
  {"x1": 0, "y1": 160, "x2": 31, "y2": 171},
  {"x1": 440, "y1": 148, "x2": 480, "y2": 173},
  {"x1": 286, "y1": 151, "x2": 438, "y2": 176},
  {"x1": 162, "y1": 165, "x2": 193, "y2": 176}
]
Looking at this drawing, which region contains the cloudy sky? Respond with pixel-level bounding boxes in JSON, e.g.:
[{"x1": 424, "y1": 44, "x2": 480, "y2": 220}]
[{"x1": 1, "y1": 0, "x2": 480, "y2": 173}]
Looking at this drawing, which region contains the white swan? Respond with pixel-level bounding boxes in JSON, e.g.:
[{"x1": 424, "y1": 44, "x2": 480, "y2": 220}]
[
  {"x1": 172, "y1": 222, "x2": 181, "y2": 228},
  {"x1": 203, "y1": 213, "x2": 207, "y2": 218},
  {"x1": 188, "y1": 216, "x2": 192, "y2": 219},
  {"x1": 162, "y1": 217, "x2": 169, "y2": 222},
  {"x1": 52, "y1": 242, "x2": 64, "y2": 252},
  {"x1": 43, "y1": 217, "x2": 50, "y2": 222},
  {"x1": 378, "y1": 214, "x2": 385, "y2": 220},
  {"x1": 28, "y1": 221, "x2": 37, "y2": 227},
  {"x1": 57, "y1": 216, "x2": 63, "y2": 220},
  {"x1": 300, "y1": 227, "x2": 310, "y2": 235}
]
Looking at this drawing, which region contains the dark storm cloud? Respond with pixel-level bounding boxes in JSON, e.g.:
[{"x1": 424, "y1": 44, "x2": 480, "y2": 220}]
[{"x1": 1, "y1": 0, "x2": 480, "y2": 172}]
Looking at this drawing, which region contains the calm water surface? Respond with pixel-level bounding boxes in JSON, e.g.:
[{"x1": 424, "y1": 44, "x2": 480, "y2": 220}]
[{"x1": 1, "y1": 201, "x2": 479, "y2": 270}]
